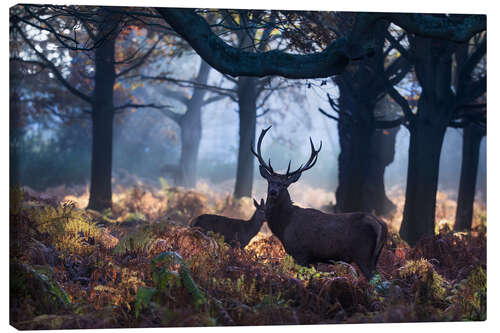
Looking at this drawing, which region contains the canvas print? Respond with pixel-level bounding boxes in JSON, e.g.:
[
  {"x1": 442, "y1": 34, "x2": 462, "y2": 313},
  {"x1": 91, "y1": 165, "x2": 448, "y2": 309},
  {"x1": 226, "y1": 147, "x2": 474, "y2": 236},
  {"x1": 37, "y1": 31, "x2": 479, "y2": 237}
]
[{"x1": 9, "y1": 4, "x2": 486, "y2": 329}]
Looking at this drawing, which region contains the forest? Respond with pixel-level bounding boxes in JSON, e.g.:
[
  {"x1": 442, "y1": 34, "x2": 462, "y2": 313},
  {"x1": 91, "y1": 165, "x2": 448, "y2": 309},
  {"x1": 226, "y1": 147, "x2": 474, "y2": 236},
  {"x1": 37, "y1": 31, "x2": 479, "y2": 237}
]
[{"x1": 9, "y1": 4, "x2": 486, "y2": 329}]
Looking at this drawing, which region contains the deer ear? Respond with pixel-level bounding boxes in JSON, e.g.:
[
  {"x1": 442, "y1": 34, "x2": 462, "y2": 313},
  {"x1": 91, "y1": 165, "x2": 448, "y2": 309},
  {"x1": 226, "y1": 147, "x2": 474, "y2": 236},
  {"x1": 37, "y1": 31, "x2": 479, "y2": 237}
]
[
  {"x1": 253, "y1": 199, "x2": 259, "y2": 208},
  {"x1": 259, "y1": 165, "x2": 271, "y2": 180},
  {"x1": 286, "y1": 172, "x2": 301, "y2": 185}
]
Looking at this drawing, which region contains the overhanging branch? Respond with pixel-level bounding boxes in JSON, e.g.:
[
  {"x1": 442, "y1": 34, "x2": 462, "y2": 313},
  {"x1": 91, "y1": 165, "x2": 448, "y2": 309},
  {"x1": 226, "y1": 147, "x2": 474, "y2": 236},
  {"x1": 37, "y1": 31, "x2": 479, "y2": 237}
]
[{"x1": 156, "y1": 7, "x2": 353, "y2": 79}]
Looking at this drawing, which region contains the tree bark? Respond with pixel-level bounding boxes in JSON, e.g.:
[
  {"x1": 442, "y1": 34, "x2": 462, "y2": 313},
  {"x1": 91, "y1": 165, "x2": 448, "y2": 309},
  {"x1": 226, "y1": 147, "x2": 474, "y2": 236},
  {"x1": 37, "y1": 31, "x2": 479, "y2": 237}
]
[
  {"x1": 177, "y1": 93, "x2": 205, "y2": 187},
  {"x1": 333, "y1": 70, "x2": 399, "y2": 216},
  {"x1": 234, "y1": 76, "x2": 257, "y2": 198},
  {"x1": 399, "y1": 36, "x2": 455, "y2": 246},
  {"x1": 454, "y1": 124, "x2": 485, "y2": 231},
  {"x1": 10, "y1": 90, "x2": 22, "y2": 187},
  {"x1": 87, "y1": 28, "x2": 116, "y2": 211},
  {"x1": 335, "y1": 114, "x2": 374, "y2": 213},
  {"x1": 363, "y1": 126, "x2": 400, "y2": 215},
  {"x1": 400, "y1": 116, "x2": 447, "y2": 245},
  {"x1": 169, "y1": 60, "x2": 211, "y2": 188}
]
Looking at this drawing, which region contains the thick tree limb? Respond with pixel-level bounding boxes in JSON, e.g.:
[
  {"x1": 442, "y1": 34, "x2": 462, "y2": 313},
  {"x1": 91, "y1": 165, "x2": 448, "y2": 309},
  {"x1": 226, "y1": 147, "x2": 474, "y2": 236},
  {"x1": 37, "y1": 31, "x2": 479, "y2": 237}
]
[
  {"x1": 353, "y1": 13, "x2": 486, "y2": 44},
  {"x1": 156, "y1": 7, "x2": 352, "y2": 78},
  {"x1": 374, "y1": 117, "x2": 406, "y2": 129},
  {"x1": 456, "y1": 76, "x2": 486, "y2": 107},
  {"x1": 156, "y1": 108, "x2": 183, "y2": 123},
  {"x1": 385, "y1": 83, "x2": 415, "y2": 124},
  {"x1": 387, "y1": 59, "x2": 412, "y2": 86},
  {"x1": 459, "y1": 37, "x2": 486, "y2": 80},
  {"x1": 157, "y1": 9, "x2": 484, "y2": 79},
  {"x1": 161, "y1": 88, "x2": 189, "y2": 104}
]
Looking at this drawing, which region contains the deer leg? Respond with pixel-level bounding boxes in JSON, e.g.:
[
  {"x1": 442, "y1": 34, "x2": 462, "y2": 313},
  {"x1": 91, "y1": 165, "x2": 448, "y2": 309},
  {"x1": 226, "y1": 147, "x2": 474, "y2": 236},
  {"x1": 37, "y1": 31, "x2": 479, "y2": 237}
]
[
  {"x1": 358, "y1": 263, "x2": 374, "y2": 280},
  {"x1": 292, "y1": 252, "x2": 310, "y2": 267},
  {"x1": 355, "y1": 252, "x2": 375, "y2": 280}
]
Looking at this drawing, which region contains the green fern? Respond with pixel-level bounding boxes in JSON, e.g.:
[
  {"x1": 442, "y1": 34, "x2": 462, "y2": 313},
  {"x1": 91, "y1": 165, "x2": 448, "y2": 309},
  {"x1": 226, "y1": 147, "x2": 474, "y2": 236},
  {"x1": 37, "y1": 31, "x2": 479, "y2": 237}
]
[
  {"x1": 134, "y1": 287, "x2": 156, "y2": 318},
  {"x1": 134, "y1": 251, "x2": 207, "y2": 317}
]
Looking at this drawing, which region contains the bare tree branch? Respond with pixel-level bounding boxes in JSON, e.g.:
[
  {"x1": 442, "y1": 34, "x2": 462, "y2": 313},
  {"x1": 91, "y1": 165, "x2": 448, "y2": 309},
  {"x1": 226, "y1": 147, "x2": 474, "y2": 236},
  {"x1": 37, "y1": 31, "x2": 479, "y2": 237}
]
[
  {"x1": 256, "y1": 108, "x2": 271, "y2": 118},
  {"x1": 113, "y1": 102, "x2": 171, "y2": 112},
  {"x1": 116, "y1": 34, "x2": 165, "y2": 77},
  {"x1": 132, "y1": 74, "x2": 238, "y2": 100},
  {"x1": 318, "y1": 107, "x2": 339, "y2": 121},
  {"x1": 202, "y1": 94, "x2": 227, "y2": 106},
  {"x1": 13, "y1": 24, "x2": 93, "y2": 103}
]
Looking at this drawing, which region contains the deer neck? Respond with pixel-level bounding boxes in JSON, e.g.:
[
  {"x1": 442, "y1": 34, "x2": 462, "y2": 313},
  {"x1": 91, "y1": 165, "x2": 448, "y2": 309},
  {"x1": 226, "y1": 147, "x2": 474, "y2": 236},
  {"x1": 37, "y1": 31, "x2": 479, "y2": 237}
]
[
  {"x1": 245, "y1": 211, "x2": 264, "y2": 235},
  {"x1": 266, "y1": 189, "x2": 295, "y2": 240}
]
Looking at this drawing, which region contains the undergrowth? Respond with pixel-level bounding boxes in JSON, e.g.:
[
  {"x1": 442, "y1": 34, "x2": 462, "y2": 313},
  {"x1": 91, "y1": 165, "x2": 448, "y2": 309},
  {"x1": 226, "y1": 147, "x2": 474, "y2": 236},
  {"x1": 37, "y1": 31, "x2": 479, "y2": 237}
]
[{"x1": 10, "y1": 185, "x2": 487, "y2": 329}]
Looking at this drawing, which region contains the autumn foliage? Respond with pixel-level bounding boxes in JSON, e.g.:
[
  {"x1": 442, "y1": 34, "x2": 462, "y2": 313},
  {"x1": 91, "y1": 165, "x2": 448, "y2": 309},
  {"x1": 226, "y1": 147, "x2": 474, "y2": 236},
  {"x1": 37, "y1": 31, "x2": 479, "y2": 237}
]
[{"x1": 10, "y1": 182, "x2": 486, "y2": 329}]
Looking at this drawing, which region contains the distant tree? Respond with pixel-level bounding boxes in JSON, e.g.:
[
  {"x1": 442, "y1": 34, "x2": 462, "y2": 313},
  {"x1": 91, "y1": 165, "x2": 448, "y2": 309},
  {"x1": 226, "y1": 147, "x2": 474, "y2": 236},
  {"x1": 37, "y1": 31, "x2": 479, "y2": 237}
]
[
  {"x1": 152, "y1": 59, "x2": 226, "y2": 188},
  {"x1": 10, "y1": 5, "x2": 170, "y2": 210}
]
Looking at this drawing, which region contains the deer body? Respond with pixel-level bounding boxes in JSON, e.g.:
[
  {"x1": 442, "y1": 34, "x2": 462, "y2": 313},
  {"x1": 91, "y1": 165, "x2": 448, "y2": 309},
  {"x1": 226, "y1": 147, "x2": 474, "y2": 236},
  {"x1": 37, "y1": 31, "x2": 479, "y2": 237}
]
[
  {"x1": 252, "y1": 126, "x2": 387, "y2": 279},
  {"x1": 267, "y1": 190, "x2": 387, "y2": 278},
  {"x1": 192, "y1": 199, "x2": 265, "y2": 248}
]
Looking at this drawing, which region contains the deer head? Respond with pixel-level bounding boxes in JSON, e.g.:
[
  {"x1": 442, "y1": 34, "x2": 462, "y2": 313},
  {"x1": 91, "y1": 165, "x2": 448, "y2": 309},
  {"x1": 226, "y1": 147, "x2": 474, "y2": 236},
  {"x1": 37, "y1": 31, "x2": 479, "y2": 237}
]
[
  {"x1": 252, "y1": 198, "x2": 266, "y2": 220},
  {"x1": 251, "y1": 126, "x2": 322, "y2": 204}
]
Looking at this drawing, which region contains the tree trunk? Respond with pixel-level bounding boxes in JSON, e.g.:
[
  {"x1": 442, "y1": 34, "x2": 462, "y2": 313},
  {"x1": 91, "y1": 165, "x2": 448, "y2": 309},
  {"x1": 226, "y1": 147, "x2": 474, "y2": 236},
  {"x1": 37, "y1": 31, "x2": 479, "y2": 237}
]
[
  {"x1": 399, "y1": 36, "x2": 455, "y2": 245},
  {"x1": 175, "y1": 60, "x2": 210, "y2": 188},
  {"x1": 399, "y1": 116, "x2": 447, "y2": 245},
  {"x1": 334, "y1": 74, "x2": 398, "y2": 216},
  {"x1": 335, "y1": 116, "x2": 374, "y2": 212},
  {"x1": 234, "y1": 76, "x2": 257, "y2": 198},
  {"x1": 87, "y1": 32, "x2": 116, "y2": 211},
  {"x1": 363, "y1": 126, "x2": 400, "y2": 216},
  {"x1": 177, "y1": 98, "x2": 203, "y2": 188},
  {"x1": 454, "y1": 124, "x2": 484, "y2": 231},
  {"x1": 10, "y1": 90, "x2": 22, "y2": 187}
]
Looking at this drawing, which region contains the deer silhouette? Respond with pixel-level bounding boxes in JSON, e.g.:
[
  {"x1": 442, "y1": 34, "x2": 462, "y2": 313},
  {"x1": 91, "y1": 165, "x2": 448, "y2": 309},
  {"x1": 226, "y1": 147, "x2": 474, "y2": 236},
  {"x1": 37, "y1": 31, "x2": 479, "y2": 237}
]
[
  {"x1": 252, "y1": 126, "x2": 387, "y2": 279},
  {"x1": 191, "y1": 198, "x2": 266, "y2": 248}
]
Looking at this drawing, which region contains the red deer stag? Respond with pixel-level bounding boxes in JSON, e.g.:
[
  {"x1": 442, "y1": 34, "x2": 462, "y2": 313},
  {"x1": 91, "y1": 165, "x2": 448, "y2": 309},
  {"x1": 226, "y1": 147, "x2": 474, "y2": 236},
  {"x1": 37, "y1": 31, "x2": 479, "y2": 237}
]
[
  {"x1": 191, "y1": 199, "x2": 266, "y2": 248},
  {"x1": 251, "y1": 126, "x2": 387, "y2": 279}
]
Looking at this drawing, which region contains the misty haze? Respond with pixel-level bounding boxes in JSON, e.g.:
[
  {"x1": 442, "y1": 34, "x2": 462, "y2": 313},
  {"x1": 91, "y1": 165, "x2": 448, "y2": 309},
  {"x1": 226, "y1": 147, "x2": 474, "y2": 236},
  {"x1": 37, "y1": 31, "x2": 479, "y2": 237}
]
[{"x1": 10, "y1": 5, "x2": 486, "y2": 329}]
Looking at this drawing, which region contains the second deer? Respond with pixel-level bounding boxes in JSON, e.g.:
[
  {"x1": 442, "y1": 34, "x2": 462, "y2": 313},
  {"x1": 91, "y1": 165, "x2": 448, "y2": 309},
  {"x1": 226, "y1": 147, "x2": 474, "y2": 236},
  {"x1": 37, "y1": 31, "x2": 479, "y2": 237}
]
[
  {"x1": 252, "y1": 126, "x2": 387, "y2": 279},
  {"x1": 191, "y1": 198, "x2": 266, "y2": 248}
]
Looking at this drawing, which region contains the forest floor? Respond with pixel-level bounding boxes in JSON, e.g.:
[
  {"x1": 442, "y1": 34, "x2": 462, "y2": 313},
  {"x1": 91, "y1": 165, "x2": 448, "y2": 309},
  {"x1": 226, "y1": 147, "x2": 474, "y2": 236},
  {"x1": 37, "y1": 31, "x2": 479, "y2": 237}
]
[{"x1": 10, "y1": 178, "x2": 486, "y2": 329}]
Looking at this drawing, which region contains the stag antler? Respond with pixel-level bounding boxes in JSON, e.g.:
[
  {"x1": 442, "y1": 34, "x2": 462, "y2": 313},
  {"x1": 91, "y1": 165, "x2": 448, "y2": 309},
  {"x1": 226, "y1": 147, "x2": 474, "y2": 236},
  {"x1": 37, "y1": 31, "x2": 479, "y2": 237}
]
[
  {"x1": 251, "y1": 125, "x2": 274, "y2": 174},
  {"x1": 286, "y1": 138, "x2": 322, "y2": 178},
  {"x1": 252, "y1": 126, "x2": 322, "y2": 179}
]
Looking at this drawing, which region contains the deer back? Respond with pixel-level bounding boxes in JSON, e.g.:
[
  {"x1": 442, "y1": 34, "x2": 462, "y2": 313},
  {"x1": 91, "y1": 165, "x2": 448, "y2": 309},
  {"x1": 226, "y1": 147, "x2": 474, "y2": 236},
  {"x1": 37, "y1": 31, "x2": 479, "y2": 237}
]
[{"x1": 192, "y1": 210, "x2": 264, "y2": 248}]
